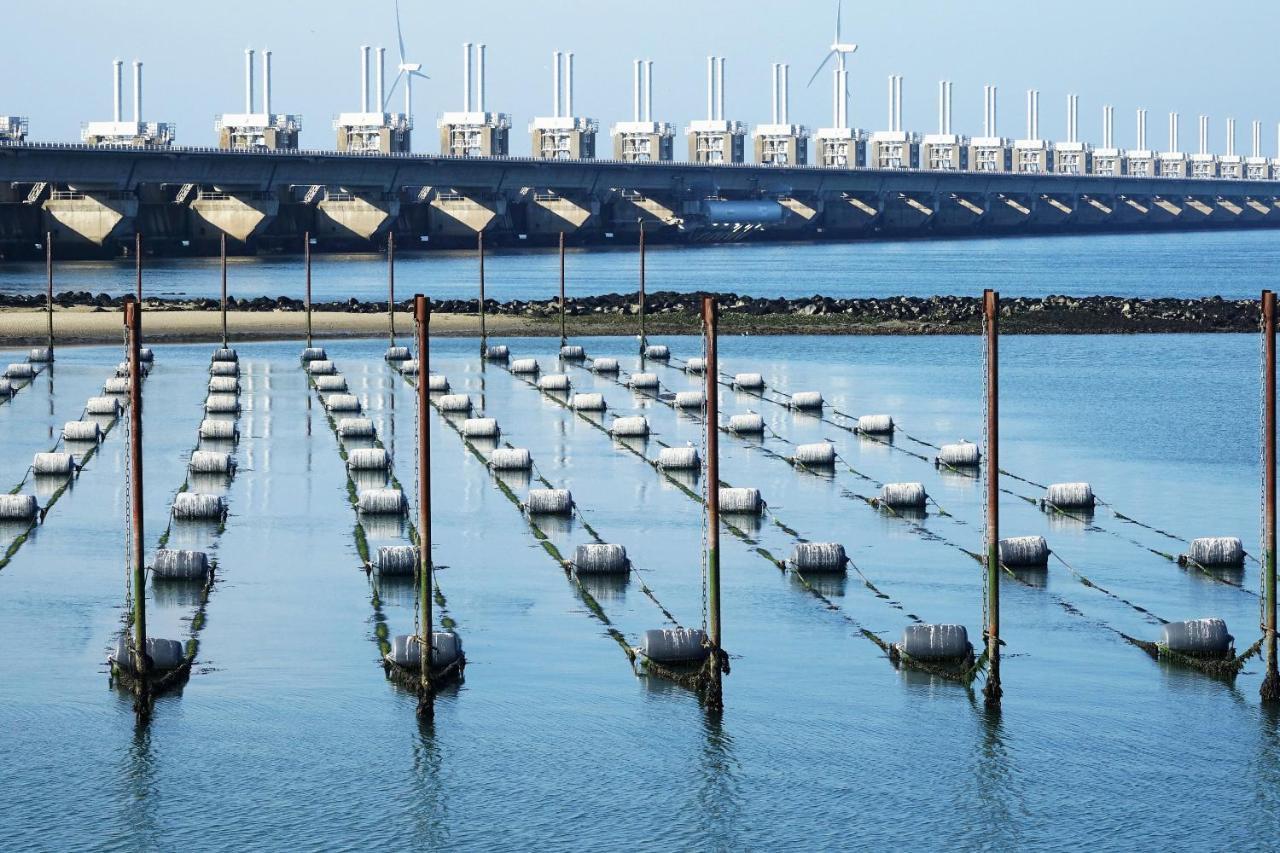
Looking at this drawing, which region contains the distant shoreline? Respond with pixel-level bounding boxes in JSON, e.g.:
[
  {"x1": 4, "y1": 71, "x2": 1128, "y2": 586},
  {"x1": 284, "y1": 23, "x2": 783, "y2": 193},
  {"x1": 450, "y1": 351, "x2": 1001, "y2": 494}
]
[{"x1": 0, "y1": 292, "x2": 1260, "y2": 346}]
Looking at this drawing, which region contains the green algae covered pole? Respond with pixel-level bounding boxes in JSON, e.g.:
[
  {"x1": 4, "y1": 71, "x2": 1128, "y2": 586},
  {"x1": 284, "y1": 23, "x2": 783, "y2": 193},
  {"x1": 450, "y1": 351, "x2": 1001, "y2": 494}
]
[
  {"x1": 414, "y1": 293, "x2": 434, "y2": 717},
  {"x1": 984, "y1": 288, "x2": 1002, "y2": 711},
  {"x1": 1262, "y1": 290, "x2": 1278, "y2": 702}
]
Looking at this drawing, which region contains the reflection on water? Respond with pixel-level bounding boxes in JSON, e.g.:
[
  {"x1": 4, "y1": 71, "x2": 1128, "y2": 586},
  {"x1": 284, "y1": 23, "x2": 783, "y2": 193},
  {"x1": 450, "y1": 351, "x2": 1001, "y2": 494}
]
[
  {"x1": 577, "y1": 571, "x2": 631, "y2": 602},
  {"x1": 791, "y1": 570, "x2": 848, "y2": 599},
  {"x1": 152, "y1": 577, "x2": 207, "y2": 608}
]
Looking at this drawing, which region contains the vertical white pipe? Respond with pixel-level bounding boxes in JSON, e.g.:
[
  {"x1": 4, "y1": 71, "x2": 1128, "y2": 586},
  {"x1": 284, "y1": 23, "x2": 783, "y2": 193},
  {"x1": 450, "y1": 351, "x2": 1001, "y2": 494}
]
[
  {"x1": 566, "y1": 52, "x2": 574, "y2": 116},
  {"x1": 938, "y1": 80, "x2": 946, "y2": 134},
  {"x1": 1227, "y1": 118, "x2": 1236, "y2": 157},
  {"x1": 991, "y1": 86, "x2": 998, "y2": 137},
  {"x1": 644, "y1": 60, "x2": 653, "y2": 122},
  {"x1": 361, "y1": 45, "x2": 370, "y2": 113},
  {"x1": 945, "y1": 81, "x2": 952, "y2": 135},
  {"x1": 263, "y1": 50, "x2": 272, "y2": 116},
  {"x1": 1139, "y1": 109, "x2": 1147, "y2": 150},
  {"x1": 781, "y1": 64, "x2": 789, "y2": 125},
  {"x1": 245, "y1": 49, "x2": 255, "y2": 114},
  {"x1": 1169, "y1": 112, "x2": 1178, "y2": 152},
  {"x1": 717, "y1": 57, "x2": 725, "y2": 122},
  {"x1": 896, "y1": 76, "x2": 903, "y2": 132},
  {"x1": 982, "y1": 86, "x2": 989, "y2": 137},
  {"x1": 133, "y1": 60, "x2": 142, "y2": 123},
  {"x1": 888, "y1": 76, "x2": 895, "y2": 130},
  {"x1": 113, "y1": 60, "x2": 123, "y2": 123},
  {"x1": 1254, "y1": 120, "x2": 1261, "y2": 158},
  {"x1": 707, "y1": 56, "x2": 715, "y2": 121},
  {"x1": 771, "y1": 64, "x2": 779, "y2": 125},
  {"x1": 841, "y1": 70, "x2": 849, "y2": 129},
  {"x1": 463, "y1": 43, "x2": 472, "y2": 112},
  {"x1": 633, "y1": 60, "x2": 641, "y2": 122},
  {"x1": 377, "y1": 47, "x2": 386, "y2": 112},
  {"x1": 477, "y1": 44, "x2": 487, "y2": 112},
  {"x1": 832, "y1": 68, "x2": 840, "y2": 129},
  {"x1": 553, "y1": 51, "x2": 562, "y2": 118}
]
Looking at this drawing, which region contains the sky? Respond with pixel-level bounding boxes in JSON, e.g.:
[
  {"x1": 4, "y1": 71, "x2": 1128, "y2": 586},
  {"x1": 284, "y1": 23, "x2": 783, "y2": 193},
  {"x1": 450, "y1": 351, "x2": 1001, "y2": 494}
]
[{"x1": 3, "y1": 0, "x2": 1276, "y2": 157}]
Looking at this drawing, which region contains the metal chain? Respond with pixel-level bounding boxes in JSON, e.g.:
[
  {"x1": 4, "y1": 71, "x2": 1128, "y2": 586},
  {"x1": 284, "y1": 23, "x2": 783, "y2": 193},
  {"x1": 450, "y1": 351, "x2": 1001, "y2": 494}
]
[
  {"x1": 980, "y1": 307, "x2": 989, "y2": 631},
  {"x1": 411, "y1": 357, "x2": 421, "y2": 641}
]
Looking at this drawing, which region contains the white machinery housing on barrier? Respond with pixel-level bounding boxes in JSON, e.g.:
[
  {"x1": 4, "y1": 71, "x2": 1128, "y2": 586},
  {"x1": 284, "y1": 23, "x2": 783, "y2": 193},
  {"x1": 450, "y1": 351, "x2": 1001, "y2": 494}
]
[
  {"x1": 1093, "y1": 105, "x2": 1124, "y2": 176},
  {"x1": 612, "y1": 59, "x2": 674, "y2": 162},
  {"x1": 1157, "y1": 112, "x2": 1188, "y2": 177},
  {"x1": 531, "y1": 51, "x2": 597, "y2": 160},
  {"x1": 867, "y1": 75, "x2": 919, "y2": 169},
  {"x1": 440, "y1": 43, "x2": 511, "y2": 157},
  {"x1": 217, "y1": 49, "x2": 301, "y2": 151},
  {"x1": 687, "y1": 56, "x2": 745, "y2": 164},
  {"x1": 755, "y1": 63, "x2": 808, "y2": 166},
  {"x1": 1126, "y1": 109, "x2": 1156, "y2": 177},
  {"x1": 1053, "y1": 94, "x2": 1090, "y2": 175},
  {"x1": 1012, "y1": 89, "x2": 1051, "y2": 174},
  {"x1": 0, "y1": 116, "x2": 28, "y2": 143},
  {"x1": 82, "y1": 59, "x2": 175, "y2": 146},
  {"x1": 968, "y1": 85, "x2": 1011, "y2": 172},
  {"x1": 921, "y1": 80, "x2": 967, "y2": 170},
  {"x1": 1190, "y1": 115, "x2": 1220, "y2": 179},
  {"x1": 335, "y1": 46, "x2": 412, "y2": 154}
]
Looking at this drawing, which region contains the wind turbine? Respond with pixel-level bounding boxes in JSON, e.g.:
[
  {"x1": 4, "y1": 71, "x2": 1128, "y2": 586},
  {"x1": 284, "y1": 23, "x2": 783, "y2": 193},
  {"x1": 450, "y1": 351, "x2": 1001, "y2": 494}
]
[
  {"x1": 807, "y1": 0, "x2": 857, "y2": 129},
  {"x1": 383, "y1": 0, "x2": 429, "y2": 119}
]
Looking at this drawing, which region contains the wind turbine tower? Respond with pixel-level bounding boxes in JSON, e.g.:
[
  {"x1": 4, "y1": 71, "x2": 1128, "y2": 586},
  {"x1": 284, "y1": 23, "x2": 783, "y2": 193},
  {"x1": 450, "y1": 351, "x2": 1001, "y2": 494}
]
[{"x1": 809, "y1": 1, "x2": 863, "y2": 168}]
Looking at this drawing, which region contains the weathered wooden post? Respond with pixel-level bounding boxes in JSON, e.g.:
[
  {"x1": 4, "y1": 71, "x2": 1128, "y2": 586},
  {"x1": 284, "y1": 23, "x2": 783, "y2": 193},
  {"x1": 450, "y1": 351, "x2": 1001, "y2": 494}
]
[
  {"x1": 1262, "y1": 290, "x2": 1278, "y2": 702},
  {"x1": 387, "y1": 231, "x2": 397, "y2": 347},
  {"x1": 983, "y1": 288, "x2": 1002, "y2": 710},
  {"x1": 559, "y1": 231, "x2": 567, "y2": 346},
  {"x1": 135, "y1": 232, "x2": 142, "y2": 301},
  {"x1": 45, "y1": 232, "x2": 54, "y2": 358},
  {"x1": 414, "y1": 293, "x2": 434, "y2": 718},
  {"x1": 478, "y1": 230, "x2": 487, "y2": 355},
  {"x1": 638, "y1": 220, "x2": 647, "y2": 354},
  {"x1": 304, "y1": 231, "x2": 312, "y2": 349},
  {"x1": 124, "y1": 296, "x2": 147, "y2": 687},
  {"x1": 220, "y1": 233, "x2": 228, "y2": 348},
  {"x1": 702, "y1": 295, "x2": 723, "y2": 712}
]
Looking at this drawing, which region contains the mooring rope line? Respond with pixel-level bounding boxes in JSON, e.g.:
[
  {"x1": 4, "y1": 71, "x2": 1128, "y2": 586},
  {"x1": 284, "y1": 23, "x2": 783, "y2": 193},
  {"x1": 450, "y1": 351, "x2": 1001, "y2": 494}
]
[
  {"x1": 119, "y1": 352, "x2": 247, "y2": 675},
  {"x1": 389, "y1": 362, "x2": 667, "y2": 665},
  {"x1": 516, "y1": 353, "x2": 951, "y2": 659},
  {"x1": 668, "y1": 355, "x2": 1226, "y2": 558},
  {"x1": 0, "y1": 365, "x2": 157, "y2": 574},
  {"x1": 303, "y1": 360, "x2": 458, "y2": 657}
]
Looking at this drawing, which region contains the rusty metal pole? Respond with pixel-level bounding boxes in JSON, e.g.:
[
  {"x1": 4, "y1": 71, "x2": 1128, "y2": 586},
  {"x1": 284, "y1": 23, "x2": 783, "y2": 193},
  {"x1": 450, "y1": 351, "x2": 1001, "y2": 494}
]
[
  {"x1": 388, "y1": 232, "x2": 396, "y2": 347},
  {"x1": 702, "y1": 295, "x2": 723, "y2": 712},
  {"x1": 304, "y1": 231, "x2": 313, "y2": 349},
  {"x1": 414, "y1": 293, "x2": 434, "y2": 715},
  {"x1": 638, "y1": 220, "x2": 647, "y2": 354},
  {"x1": 125, "y1": 296, "x2": 147, "y2": 681},
  {"x1": 983, "y1": 288, "x2": 1002, "y2": 710},
  {"x1": 220, "y1": 233, "x2": 228, "y2": 348},
  {"x1": 559, "y1": 231, "x2": 567, "y2": 346},
  {"x1": 1262, "y1": 290, "x2": 1279, "y2": 701},
  {"x1": 135, "y1": 232, "x2": 142, "y2": 302},
  {"x1": 478, "y1": 230, "x2": 487, "y2": 355},
  {"x1": 45, "y1": 232, "x2": 54, "y2": 357}
]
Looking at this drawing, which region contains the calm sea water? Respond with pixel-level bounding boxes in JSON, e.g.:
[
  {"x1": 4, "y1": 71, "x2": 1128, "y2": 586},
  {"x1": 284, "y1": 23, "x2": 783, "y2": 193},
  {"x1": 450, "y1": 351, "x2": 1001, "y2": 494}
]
[
  {"x1": 0, "y1": 229, "x2": 1276, "y2": 303},
  {"x1": 0, "y1": 323, "x2": 1277, "y2": 850}
]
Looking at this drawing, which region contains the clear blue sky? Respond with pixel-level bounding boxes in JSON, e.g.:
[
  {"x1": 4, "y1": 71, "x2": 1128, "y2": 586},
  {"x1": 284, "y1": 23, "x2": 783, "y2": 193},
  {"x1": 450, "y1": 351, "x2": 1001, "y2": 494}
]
[{"x1": 5, "y1": 0, "x2": 1274, "y2": 157}]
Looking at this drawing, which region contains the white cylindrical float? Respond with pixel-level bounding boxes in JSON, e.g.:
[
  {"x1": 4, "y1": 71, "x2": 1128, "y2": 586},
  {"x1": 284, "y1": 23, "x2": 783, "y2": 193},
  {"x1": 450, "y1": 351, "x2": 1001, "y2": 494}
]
[
  {"x1": 32, "y1": 452, "x2": 75, "y2": 475},
  {"x1": 347, "y1": 448, "x2": 390, "y2": 470},
  {"x1": 560, "y1": 345, "x2": 586, "y2": 360},
  {"x1": 489, "y1": 448, "x2": 532, "y2": 471},
  {"x1": 526, "y1": 488, "x2": 574, "y2": 515},
  {"x1": 998, "y1": 535, "x2": 1050, "y2": 568},
  {"x1": 152, "y1": 549, "x2": 210, "y2": 580},
  {"x1": 895, "y1": 624, "x2": 971, "y2": 660},
  {"x1": 314, "y1": 375, "x2": 348, "y2": 392},
  {"x1": 199, "y1": 419, "x2": 239, "y2": 441},
  {"x1": 573, "y1": 543, "x2": 629, "y2": 574},
  {"x1": 857, "y1": 414, "x2": 895, "y2": 435},
  {"x1": 376, "y1": 545, "x2": 418, "y2": 576},
  {"x1": 1186, "y1": 537, "x2": 1245, "y2": 567},
  {"x1": 610, "y1": 416, "x2": 650, "y2": 437},
  {"x1": 0, "y1": 494, "x2": 38, "y2": 520},
  {"x1": 307, "y1": 360, "x2": 337, "y2": 376},
  {"x1": 937, "y1": 441, "x2": 981, "y2": 467},
  {"x1": 484, "y1": 345, "x2": 510, "y2": 361},
  {"x1": 674, "y1": 391, "x2": 704, "y2": 410},
  {"x1": 206, "y1": 394, "x2": 241, "y2": 414},
  {"x1": 537, "y1": 373, "x2": 571, "y2": 392},
  {"x1": 208, "y1": 376, "x2": 239, "y2": 394},
  {"x1": 189, "y1": 451, "x2": 235, "y2": 474},
  {"x1": 657, "y1": 446, "x2": 700, "y2": 469},
  {"x1": 1044, "y1": 482, "x2": 1095, "y2": 509},
  {"x1": 571, "y1": 393, "x2": 606, "y2": 412},
  {"x1": 628, "y1": 372, "x2": 659, "y2": 389},
  {"x1": 728, "y1": 412, "x2": 765, "y2": 434},
  {"x1": 358, "y1": 488, "x2": 406, "y2": 514},
  {"x1": 719, "y1": 487, "x2": 764, "y2": 515},
  {"x1": 437, "y1": 394, "x2": 473, "y2": 413},
  {"x1": 644, "y1": 344, "x2": 671, "y2": 360},
  {"x1": 210, "y1": 362, "x2": 239, "y2": 377},
  {"x1": 337, "y1": 418, "x2": 375, "y2": 438},
  {"x1": 732, "y1": 372, "x2": 764, "y2": 390},
  {"x1": 640, "y1": 627, "x2": 707, "y2": 663},
  {"x1": 62, "y1": 420, "x2": 102, "y2": 442},
  {"x1": 1161, "y1": 618, "x2": 1233, "y2": 657},
  {"x1": 172, "y1": 492, "x2": 226, "y2": 520},
  {"x1": 793, "y1": 442, "x2": 836, "y2": 466},
  {"x1": 790, "y1": 542, "x2": 848, "y2": 573},
  {"x1": 788, "y1": 391, "x2": 824, "y2": 411},
  {"x1": 878, "y1": 482, "x2": 927, "y2": 509},
  {"x1": 510, "y1": 358, "x2": 540, "y2": 375},
  {"x1": 85, "y1": 397, "x2": 121, "y2": 417},
  {"x1": 427, "y1": 375, "x2": 450, "y2": 392},
  {"x1": 462, "y1": 418, "x2": 500, "y2": 439},
  {"x1": 324, "y1": 394, "x2": 361, "y2": 413},
  {"x1": 591, "y1": 358, "x2": 620, "y2": 374}
]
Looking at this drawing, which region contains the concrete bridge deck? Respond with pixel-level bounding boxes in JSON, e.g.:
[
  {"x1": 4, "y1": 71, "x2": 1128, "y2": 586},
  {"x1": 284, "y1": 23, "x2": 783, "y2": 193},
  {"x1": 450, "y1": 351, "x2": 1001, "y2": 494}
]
[{"x1": 1, "y1": 142, "x2": 1276, "y2": 258}]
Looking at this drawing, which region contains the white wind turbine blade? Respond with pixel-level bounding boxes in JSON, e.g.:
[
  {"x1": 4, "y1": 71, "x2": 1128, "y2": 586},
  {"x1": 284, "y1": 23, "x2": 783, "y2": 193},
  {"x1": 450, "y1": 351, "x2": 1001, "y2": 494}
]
[
  {"x1": 394, "y1": 0, "x2": 407, "y2": 64},
  {"x1": 383, "y1": 68, "x2": 406, "y2": 110},
  {"x1": 807, "y1": 50, "x2": 837, "y2": 88},
  {"x1": 835, "y1": 0, "x2": 842, "y2": 44}
]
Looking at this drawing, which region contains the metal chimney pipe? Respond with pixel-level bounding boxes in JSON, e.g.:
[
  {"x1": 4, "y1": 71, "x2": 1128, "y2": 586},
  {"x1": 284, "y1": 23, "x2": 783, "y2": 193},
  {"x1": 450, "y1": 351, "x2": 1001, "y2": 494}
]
[
  {"x1": 477, "y1": 44, "x2": 487, "y2": 112},
  {"x1": 553, "y1": 51, "x2": 562, "y2": 117},
  {"x1": 717, "y1": 57, "x2": 725, "y2": 122},
  {"x1": 945, "y1": 80, "x2": 952, "y2": 134},
  {"x1": 377, "y1": 47, "x2": 386, "y2": 112},
  {"x1": 1254, "y1": 120, "x2": 1262, "y2": 159},
  {"x1": 1138, "y1": 109, "x2": 1147, "y2": 151},
  {"x1": 781, "y1": 63, "x2": 789, "y2": 125},
  {"x1": 644, "y1": 60, "x2": 653, "y2": 122},
  {"x1": 632, "y1": 59, "x2": 641, "y2": 122},
  {"x1": 463, "y1": 43, "x2": 472, "y2": 112},
  {"x1": 707, "y1": 56, "x2": 715, "y2": 121},
  {"x1": 245, "y1": 49, "x2": 255, "y2": 114},
  {"x1": 771, "y1": 64, "x2": 779, "y2": 125},
  {"x1": 938, "y1": 80, "x2": 946, "y2": 134},
  {"x1": 982, "y1": 86, "x2": 990, "y2": 137},
  {"x1": 1169, "y1": 112, "x2": 1179, "y2": 153},
  {"x1": 896, "y1": 76, "x2": 903, "y2": 132},
  {"x1": 263, "y1": 50, "x2": 272, "y2": 116},
  {"x1": 888, "y1": 76, "x2": 895, "y2": 130},
  {"x1": 133, "y1": 60, "x2": 142, "y2": 123},
  {"x1": 360, "y1": 45, "x2": 370, "y2": 113},
  {"x1": 1227, "y1": 118, "x2": 1236, "y2": 157},
  {"x1": 113, "y1": 59, "x2": 123, "y2": 123},
  {"x1": 991, "y1": 86, "x2": 998, "y2": 137},
  {"x1": 566, "y1": 52, "x2": 574, "y2": 116}
]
